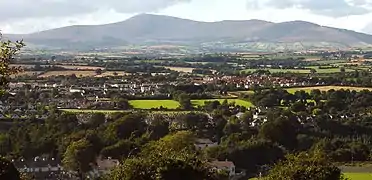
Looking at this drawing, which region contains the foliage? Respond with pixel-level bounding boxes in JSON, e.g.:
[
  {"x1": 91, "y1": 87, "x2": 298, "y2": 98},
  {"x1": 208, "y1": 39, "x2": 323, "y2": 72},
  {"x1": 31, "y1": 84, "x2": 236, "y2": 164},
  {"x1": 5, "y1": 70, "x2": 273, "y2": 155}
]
[
  {"x1": 0, "y1": 33, "x2": 24, "y2": 94},
  {"x1": 263, "y1": 151, "x2": 347, "y2": 180},
  {"x1": 62, "y1": 139, "x2": 96, "y2": 173}
]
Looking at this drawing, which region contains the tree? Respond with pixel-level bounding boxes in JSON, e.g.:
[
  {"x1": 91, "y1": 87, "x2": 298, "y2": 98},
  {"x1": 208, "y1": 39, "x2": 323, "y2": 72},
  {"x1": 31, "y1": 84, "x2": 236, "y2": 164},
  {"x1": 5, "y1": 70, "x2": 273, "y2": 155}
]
[
  {"x1": 263, "y1": 151, "x2": 347, "y2": 180},
  {"x1": 63, "y1": 139, "x2": 96, "y2": 176},
  {"x1": 259, "y1": 116, "x2": 299, "y2": 150},
  {"x1": 0, "y1": 33, "x2": 24, "y2": 94},
  {"x1": 0, "y1": 157, "x2": 20, "y2": 180},
  {"x1": 105, "y1": 132, "x2": 219, "y2": 180}
]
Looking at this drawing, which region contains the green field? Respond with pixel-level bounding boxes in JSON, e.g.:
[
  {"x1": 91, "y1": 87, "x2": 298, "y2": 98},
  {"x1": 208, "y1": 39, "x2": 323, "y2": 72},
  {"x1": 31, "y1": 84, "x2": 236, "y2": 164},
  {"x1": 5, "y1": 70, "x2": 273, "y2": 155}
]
[
  {"x1": 345, "y1": 173, "x2": 372, "y2": 180},
  {"x1": 191, "y1": 99, "x2": 253, "y2": 107},
  {"x1": 129, "y1": 100, "x2": 180, "y2": 109}
]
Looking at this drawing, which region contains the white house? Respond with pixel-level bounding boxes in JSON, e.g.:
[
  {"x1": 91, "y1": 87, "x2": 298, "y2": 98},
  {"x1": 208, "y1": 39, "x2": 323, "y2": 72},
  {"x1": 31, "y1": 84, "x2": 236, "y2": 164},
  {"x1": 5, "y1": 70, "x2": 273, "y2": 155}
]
[
  {"x1": 194, "y1": 139, "x2": 218, "y2": 150},
  {"x1": 210, "y1": 161, "x2": 236, "y2": 177}
]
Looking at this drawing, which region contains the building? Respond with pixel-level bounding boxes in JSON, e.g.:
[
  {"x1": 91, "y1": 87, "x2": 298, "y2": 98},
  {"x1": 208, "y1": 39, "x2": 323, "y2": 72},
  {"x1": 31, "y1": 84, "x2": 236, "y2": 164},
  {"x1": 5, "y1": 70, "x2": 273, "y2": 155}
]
[
  {"x1": 210, "y1": 161, "x2": 236, "y2": 177},
  {"x1": 194, "y1": 138, "x2": 218, "y2": 150}
]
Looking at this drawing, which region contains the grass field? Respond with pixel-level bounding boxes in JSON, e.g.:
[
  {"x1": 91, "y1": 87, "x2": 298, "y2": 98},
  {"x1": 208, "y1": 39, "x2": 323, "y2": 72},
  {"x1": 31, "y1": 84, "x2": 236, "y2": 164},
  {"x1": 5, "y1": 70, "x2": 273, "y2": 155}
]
[
  {"x1": 38, "y1": 71, "x2": 96, "y2": 78},
  {"x1": 191, "y1": 99, "x2": 253, "y2": 107},
  {"x1": 345, "y1": 173, "x2": 372, "y2": 180},
  {"x1": 95, "y1": 71, "x2": 130, "y2": 77},
  {"x1": 129, "y1": 100, "x2": 180, "y2": 109},
  {"x1": 285, "y1": 86, "x2": 372, "y2": 94},
  {"x1": 161, "y1": 66, "x2": 195, "y2": 73},
  {"x1": 129, "y1": 99, "x2": 253, "y2": 109}
]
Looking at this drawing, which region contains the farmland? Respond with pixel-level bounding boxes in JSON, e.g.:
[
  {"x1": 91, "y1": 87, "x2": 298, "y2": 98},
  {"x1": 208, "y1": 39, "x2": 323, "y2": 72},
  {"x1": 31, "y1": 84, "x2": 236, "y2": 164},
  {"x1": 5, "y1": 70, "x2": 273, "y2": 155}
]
[
  {"x1": 161, "y1": 66, "x2": 195, "y2": 73},
  {"x1": 38, "y1": 71, "x2": 97, "y2": 78}
]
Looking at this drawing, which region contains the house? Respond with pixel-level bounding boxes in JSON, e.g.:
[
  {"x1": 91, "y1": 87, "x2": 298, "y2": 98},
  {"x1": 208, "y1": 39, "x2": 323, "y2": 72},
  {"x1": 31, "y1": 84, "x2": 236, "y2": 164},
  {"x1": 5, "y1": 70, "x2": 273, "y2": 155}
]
[
  {"x1": 194, "y1": 139, "x2": 218, "y2": 150},
  {"x1": 96, "y1": 157, "x2": 120, "y2": 172},
  {"x1": 210, "y1": 161, "x2": 236, "y2": 177}
]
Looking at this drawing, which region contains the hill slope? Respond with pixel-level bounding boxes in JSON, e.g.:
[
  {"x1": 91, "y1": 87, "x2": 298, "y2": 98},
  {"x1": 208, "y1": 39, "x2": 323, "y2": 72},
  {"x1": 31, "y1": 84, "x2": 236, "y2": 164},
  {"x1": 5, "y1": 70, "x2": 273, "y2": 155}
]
[{"x1": 6, "y1": 14, "x2": 372, "y2": 50}]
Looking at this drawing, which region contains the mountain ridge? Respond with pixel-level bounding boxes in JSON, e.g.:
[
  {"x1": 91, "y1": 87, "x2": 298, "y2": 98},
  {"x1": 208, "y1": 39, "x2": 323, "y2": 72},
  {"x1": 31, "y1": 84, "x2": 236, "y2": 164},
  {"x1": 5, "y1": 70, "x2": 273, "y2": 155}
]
[{"x1": 5, "y1": 14, "x2": 372, "y2": 50}]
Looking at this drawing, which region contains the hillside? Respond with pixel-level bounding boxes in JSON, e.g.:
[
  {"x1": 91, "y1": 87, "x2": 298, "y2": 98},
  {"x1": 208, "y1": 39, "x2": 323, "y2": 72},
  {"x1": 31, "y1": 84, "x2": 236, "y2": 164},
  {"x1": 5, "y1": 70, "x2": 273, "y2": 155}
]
[{"x1": 6, "y1": 14, "x2": 372, "y2": 50}]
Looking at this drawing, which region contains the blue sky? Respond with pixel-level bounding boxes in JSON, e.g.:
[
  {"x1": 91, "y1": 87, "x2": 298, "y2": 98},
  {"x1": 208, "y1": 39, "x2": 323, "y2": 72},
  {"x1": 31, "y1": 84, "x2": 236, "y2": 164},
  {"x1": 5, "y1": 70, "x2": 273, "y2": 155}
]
[{"x1": 1, "y1": 0, "x2": 372, "y2": 34}]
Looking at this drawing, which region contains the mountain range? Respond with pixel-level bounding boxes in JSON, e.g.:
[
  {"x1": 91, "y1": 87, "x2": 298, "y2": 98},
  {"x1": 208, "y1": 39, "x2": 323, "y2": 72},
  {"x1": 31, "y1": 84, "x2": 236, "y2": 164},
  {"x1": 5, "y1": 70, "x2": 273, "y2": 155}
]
[{"x1": 4, "y1": 14, "x2": 372, "y2": 51}]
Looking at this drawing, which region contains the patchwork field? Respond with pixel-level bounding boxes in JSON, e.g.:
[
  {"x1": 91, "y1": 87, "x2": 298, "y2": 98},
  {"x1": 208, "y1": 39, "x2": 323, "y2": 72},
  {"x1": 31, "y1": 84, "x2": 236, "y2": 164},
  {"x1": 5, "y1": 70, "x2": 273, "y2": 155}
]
[{"x1": 191, "y1": 99, "x2": 253, "y2": 107}]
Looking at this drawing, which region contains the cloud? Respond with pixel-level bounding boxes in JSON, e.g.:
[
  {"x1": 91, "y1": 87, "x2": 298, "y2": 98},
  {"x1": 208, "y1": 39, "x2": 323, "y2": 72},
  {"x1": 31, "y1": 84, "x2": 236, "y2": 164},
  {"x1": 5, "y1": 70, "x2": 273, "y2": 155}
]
[
  {"x1": 362, "y1": 22, "x2": 372, "y2": 34},
  {"x1": 247, "y1": 0, "x2": 372, "y2": 17},
  {"x1": 0, "y1": 0, "x2": 190, "y2": 21}
]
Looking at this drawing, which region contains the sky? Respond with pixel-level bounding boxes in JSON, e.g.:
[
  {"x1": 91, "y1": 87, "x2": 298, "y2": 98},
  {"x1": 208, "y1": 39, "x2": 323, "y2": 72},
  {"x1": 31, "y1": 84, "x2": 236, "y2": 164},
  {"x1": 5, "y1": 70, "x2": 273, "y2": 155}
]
[{"x1": 1, "y1": 0, "x2": 372, "y2": 34}]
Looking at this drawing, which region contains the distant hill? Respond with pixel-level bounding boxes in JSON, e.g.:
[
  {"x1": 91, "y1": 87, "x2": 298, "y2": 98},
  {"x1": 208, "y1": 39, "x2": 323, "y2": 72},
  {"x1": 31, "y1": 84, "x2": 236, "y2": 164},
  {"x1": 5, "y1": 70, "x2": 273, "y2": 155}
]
[{"x1": 5, "y1": 14, "x2": 372, "y2": 50}]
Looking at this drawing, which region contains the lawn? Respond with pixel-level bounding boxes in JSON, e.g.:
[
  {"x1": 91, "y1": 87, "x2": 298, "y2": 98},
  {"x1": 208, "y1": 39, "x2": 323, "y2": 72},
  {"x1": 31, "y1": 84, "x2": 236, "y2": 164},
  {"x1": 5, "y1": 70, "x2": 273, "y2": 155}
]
[
  {"x1": 191, "y1": 99, "x2": 253, "y2": 108},
  {"x1": 129, "y1": 100, "x2": 180, "y2": 109},
  {"x1": 345, "y1": 173, "x2": 372, "y2": 180}
]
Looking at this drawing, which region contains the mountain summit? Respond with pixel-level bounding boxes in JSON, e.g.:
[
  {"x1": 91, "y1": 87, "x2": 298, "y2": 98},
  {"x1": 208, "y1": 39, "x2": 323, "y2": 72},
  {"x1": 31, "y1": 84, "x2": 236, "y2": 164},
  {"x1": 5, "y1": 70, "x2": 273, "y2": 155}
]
[{"x1": 7, "y1": 14, "x2": 372, "y2": 50}]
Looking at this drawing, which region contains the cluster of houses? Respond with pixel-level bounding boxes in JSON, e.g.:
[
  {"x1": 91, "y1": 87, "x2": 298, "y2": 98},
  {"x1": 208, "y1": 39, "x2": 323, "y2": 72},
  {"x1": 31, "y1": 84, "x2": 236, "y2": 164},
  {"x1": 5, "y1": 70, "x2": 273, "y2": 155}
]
[{"x1": 201, "y1": 75, "x2": 318, "y2": 89}]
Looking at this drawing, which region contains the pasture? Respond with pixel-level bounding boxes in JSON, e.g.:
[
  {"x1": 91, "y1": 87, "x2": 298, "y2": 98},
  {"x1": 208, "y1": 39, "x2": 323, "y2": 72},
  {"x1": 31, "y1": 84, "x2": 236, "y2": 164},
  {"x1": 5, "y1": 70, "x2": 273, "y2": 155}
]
[{"x1": 129, "y1": 100, "x2": 180, "y2": 109}]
